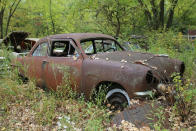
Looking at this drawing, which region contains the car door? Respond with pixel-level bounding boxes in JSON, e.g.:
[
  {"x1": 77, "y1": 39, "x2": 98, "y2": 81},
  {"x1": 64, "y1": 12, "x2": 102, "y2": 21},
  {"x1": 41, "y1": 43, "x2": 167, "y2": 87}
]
[
  {"x1": 42, "y1": 39, "x2": 83, "y2": 92},
  {"x1": 24, "y1": 41, "x2": 49, "y2": 87}
]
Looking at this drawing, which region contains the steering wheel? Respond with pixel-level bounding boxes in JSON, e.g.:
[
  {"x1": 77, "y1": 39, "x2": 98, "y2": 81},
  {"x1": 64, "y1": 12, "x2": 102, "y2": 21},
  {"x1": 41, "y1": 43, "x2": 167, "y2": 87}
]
[{"x1": 105, "y1": 48, "x2": 115, "y2": 52}]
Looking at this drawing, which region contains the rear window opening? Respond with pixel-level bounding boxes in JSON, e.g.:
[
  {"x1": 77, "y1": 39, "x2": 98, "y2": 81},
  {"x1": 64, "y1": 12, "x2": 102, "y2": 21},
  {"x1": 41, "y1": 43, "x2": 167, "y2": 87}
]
[
  {"x1": 80, "y1": 39, "x2": 124, "y2": 55},
  {"x1": 51, "y1": 41, "x2": 78, "y2": 57}
]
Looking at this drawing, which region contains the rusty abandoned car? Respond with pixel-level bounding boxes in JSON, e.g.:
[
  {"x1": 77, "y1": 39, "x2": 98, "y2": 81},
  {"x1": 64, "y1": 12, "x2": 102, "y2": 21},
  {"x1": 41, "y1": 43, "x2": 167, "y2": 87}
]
[{"x1": 15, "y1": 33, "x2": 185, "y2": 110}]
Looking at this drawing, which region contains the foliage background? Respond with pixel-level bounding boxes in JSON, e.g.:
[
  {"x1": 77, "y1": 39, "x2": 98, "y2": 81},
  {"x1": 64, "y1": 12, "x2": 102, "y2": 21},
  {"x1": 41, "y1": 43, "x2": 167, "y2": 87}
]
[{"x1": 0, "y1": 0, "x2": 196, "y2": 38}]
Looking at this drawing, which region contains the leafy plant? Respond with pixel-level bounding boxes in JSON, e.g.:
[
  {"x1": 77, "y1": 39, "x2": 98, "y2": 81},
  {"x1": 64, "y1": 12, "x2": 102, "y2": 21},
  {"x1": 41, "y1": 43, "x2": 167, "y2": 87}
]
[{"x1": 171, "y1": 74, "x2": 196, "y2": 122}]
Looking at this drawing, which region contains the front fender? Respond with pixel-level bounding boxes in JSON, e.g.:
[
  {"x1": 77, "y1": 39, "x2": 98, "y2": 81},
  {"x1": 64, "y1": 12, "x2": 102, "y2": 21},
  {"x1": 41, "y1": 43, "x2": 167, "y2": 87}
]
[{"x1": 81, "y1": 58, "x2": 155, "y2": 98}]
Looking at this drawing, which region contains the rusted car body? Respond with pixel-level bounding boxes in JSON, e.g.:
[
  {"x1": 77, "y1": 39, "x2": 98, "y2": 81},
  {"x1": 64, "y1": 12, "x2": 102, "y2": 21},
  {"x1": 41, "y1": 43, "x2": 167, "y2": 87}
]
[{"x1": 16, "y1": 33, "x2": 185, "y2": 109}]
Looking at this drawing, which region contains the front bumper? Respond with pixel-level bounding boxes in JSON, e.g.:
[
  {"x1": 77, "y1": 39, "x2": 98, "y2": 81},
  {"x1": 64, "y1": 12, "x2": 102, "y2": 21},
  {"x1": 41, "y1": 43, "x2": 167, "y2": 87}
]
[
  {"x1": 134, "y1": 83, "x2": 169, "y2": 97},
  {"x1": 134, "y1": 90, "x2": 153, "y2": 97}
]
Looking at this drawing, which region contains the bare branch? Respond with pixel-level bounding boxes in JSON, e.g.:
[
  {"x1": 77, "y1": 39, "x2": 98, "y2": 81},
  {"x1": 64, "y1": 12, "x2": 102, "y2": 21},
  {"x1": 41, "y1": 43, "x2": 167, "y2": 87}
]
[
  {"x1": 10, "y1": 0, "x2": 21, "y2": 16},
  {"x1": 5, "y1": 0, "x2": 22, "y2": 36}
]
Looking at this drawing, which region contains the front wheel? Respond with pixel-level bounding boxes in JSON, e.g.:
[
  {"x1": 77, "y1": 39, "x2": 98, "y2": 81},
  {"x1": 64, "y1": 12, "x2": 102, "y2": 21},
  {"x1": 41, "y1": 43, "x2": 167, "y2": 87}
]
[{"x1": 106, "y1": 88, "x2": 130, "y2": 111}]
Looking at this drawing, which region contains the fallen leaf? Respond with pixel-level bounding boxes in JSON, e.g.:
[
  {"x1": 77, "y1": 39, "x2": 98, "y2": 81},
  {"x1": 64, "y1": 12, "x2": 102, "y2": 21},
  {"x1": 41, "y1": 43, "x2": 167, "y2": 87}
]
[
  {"x1": 151, "y1": 66, "x2": 157, "y2": 70},
  {"x1": 121, "y1": 59, "x2": 127, "y2": 63},
  {"x1": 73, "y1": 56, "x2": 77, "y2": 60},
  {"x1": 116, "y1": 110, "x2": 121, "y2": 113},
  {"x1": 107, "y1": 104, "x2": 111, "y2": 107},
  {"x1": 91, "y1": 55, "x2": 96, "y2": 59},
  {"x1": 134, "y1": 60, "x2": 145, "y2": 65}
]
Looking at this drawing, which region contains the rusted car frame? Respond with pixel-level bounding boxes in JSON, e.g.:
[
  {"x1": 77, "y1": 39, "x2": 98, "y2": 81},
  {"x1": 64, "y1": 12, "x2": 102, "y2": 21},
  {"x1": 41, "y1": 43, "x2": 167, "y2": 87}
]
[{"x1": 16, "y1": 33, "x2": 185, "y2": 110}]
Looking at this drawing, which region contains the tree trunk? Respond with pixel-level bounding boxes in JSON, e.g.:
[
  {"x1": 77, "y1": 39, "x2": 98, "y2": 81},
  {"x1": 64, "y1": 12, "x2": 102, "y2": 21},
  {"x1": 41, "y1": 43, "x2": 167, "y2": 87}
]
[
  {"x1": 166, "y1": 0, "x2": 178, "y2": 29},
  {"x1": 0, "y1": 8, "x2": 5, "y2": 39},
  {"x1": 5, "y1": 15, "x2": 11, "y2": 36},
  {"x1": 159, "y1": 0, "x2": 164, "y2": 28},
  {"x1": 115, "y1": 17, "x2": 120, "y2": 37},
  {"x1": 150, "y1": 0, "x2": 159, "y2": 30},
  {"x1": 137, "y1": 0, "x2": 152, "y2": 28},
  {"x1": 115, "y1": 0, "x2": 120, "y2": 38},
  {"x1": 49, "y1": 0, "x2": 55, "y2": 34}
]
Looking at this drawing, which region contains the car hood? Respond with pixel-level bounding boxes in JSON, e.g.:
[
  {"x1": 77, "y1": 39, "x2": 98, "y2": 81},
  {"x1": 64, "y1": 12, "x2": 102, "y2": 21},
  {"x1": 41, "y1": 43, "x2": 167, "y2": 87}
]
[
  {"x1": 3, "y1": 31, "x2": 29, "y2": 46},
  {"x1": 92, "y1": 51, "x2": 185, "y2": 82}
]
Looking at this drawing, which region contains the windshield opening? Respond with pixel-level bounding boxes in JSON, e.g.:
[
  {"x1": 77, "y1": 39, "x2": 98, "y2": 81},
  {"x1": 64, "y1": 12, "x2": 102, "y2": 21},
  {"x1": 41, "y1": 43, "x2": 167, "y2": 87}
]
[{"x1": 80, "y1": 39, "x2": 123, "y2": 55}]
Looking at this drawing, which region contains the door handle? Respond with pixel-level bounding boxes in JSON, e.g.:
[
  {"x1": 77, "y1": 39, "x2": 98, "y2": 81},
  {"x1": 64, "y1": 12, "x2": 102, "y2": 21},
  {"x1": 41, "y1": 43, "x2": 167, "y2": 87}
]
[
  {"x1": 42, "y1": 60, "x2": 49, "y2": 63},
  {"x1": 42, "y1": 60, "x2": 48, "y2": 69}
]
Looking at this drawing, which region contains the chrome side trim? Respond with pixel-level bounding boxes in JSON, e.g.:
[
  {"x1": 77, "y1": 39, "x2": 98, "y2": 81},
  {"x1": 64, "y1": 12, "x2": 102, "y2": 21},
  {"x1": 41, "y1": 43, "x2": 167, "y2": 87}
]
[{"x1": 134, "y1": 91, "x2": 153, "y2": 96}]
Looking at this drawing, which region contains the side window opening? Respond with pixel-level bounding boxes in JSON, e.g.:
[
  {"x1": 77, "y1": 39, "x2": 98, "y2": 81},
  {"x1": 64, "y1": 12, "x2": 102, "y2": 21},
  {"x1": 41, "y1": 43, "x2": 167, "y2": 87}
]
[
  {"x1": 51, "y1": 41, "x2": 78, "y2": 57},
  {"x1": 32, "y1": 42, "x2": 48, "y2": 56}
]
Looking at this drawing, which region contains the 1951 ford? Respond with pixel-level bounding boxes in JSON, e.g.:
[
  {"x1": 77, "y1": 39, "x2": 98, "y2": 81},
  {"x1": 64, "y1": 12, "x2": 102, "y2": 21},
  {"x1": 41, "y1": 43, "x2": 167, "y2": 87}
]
[{"x1": 15, "y1": 33, "x2": 185, "y2": 110}]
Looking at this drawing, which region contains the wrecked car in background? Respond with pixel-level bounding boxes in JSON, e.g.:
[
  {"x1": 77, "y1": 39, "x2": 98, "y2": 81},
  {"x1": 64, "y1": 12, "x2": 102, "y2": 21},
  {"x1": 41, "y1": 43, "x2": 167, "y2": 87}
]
[
  {"x1": 0, "y1": 31, "x2": 39, "y2": 58},
  {"x1": 0, "y1": 31, "x2": 39, "y2": 75},
  {"x1": 15, "y1": 33, "x2": 185, "y2": 110},
  {"x1": 122, "y1": 35, "x2": 148, "y2": 51}
]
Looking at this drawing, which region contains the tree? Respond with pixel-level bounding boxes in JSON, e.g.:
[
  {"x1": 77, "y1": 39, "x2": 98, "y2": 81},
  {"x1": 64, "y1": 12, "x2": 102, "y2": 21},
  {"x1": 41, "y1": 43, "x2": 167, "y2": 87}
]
[
  {"x1": 0, "y1": 0, "x2": 6, "y2": 38},
  {"x1": 0, "y1": 0, "x2": 21, "y2": 39},
  {"x1": 1, "y1": 0, "x2": 195, "y2": 39},
  {"x1": 137, "y1": 0, "x2": 180, "y2": 30},
  {"x1": 5, "y1": 0, "x2": 22, "y2": 36},
  {"x1": 76, "y1": 0, "x2": 139, "y2": 38},
  {"x1": 49, "y1": 0, "x2": 55, "y2": 34}
]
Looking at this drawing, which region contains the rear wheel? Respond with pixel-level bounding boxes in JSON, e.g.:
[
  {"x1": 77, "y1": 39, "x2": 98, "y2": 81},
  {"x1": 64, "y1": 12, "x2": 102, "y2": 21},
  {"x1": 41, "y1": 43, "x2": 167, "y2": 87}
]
[{"x1": 18, "y1": 73, "x2": 28, "y2": 83}]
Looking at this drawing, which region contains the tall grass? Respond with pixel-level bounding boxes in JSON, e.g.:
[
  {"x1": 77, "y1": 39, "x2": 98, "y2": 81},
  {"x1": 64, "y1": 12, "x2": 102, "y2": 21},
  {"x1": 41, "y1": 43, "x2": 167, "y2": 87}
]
[
  {"x1": 144, "y1": 30, "x2": 196, "y2": 130},
  {"x1": 0, "y1": 47, "x2": 110, "y2": 130}
]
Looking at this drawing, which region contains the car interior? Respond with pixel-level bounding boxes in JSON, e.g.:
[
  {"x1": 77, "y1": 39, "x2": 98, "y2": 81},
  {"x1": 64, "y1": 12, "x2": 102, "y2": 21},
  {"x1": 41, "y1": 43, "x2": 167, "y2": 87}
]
[
  {"x1": 81, "y1": 39, "x2": 123, "y2": 55},
  {"x1": 51, "y1": 41, "x2": 76, "y2": 57}
]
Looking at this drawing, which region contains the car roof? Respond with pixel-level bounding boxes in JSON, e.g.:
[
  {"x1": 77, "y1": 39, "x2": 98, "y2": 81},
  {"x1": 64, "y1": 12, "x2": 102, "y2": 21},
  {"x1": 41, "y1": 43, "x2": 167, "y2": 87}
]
[{"x1": 46, "y1": 33, "x2": 115, "y2": 42}]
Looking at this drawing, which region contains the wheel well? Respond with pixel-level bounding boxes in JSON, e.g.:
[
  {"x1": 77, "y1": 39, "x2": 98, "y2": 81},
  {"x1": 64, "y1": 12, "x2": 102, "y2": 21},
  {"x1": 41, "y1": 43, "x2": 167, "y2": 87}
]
[
  {"x1": 94, "y1": 81, "x2": 130, "y2": 106},
  {"x1": 95, "y1": 81, "x2": 126, "y2": 92},
  {"x1": 18, "y1": 73, "x2": 29, "y2": 83}
]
